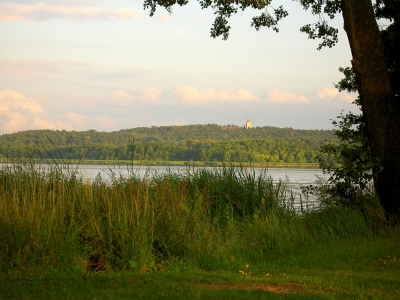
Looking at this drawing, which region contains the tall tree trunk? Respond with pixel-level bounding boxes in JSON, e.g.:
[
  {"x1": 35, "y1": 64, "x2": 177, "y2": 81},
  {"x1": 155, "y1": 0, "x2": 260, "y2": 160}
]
[{"x1": 342, "y1": 0, "x2": 400, "y2": 216}]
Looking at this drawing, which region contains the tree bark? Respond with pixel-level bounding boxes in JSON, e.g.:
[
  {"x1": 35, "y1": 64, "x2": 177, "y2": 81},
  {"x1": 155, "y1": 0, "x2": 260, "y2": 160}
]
[{"x1": 342, "y1": 0, "x2": 400, "y2": 216}]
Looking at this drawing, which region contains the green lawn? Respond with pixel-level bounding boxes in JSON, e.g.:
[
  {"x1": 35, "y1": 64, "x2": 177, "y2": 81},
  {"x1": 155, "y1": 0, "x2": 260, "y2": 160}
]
[{"x1": 2, "y1": 233, "x2": 399, "y2": 299}]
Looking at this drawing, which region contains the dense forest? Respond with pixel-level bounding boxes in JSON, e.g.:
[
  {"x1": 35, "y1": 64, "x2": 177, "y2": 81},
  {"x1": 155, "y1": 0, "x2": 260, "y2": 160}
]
[{"x1": 0, "y1": 124, "x2": 336, "y2": 163}]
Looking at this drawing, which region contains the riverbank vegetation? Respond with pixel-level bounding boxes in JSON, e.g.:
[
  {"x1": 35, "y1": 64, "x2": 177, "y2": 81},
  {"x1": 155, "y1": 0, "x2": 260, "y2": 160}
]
[{"x1": 1, "y1": 162, "x2": 398, "y2": 298}]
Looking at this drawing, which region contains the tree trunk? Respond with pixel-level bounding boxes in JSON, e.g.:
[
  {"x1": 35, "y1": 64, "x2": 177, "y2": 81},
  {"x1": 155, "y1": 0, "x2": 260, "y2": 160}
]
[{"x1": 342, "y1": 0, "x2": 400, "y2": 216}]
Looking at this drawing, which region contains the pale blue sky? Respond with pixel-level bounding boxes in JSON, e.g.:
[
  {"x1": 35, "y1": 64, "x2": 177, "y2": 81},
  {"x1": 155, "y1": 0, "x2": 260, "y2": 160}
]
[{"x1": 0, "y1": 0, "x2": 359, "y2": 134}]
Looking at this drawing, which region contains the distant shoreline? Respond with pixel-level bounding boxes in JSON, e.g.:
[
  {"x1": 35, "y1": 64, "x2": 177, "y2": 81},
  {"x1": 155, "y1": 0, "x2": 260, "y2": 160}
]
[{"x1": 0, "y1": 159, "x2": 320, "y2": 169}]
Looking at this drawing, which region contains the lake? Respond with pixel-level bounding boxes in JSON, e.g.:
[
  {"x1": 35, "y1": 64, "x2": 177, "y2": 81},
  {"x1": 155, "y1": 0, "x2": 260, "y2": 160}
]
[
  {"x1": 76, "y1": 164, "x2": 326, "y2": 183},
  {"x1": 76, "y1": 164, "x2": 327, "y2": 204},
  {"x1": 1, "y1": 162, "x2": 328, "y2": 209}
]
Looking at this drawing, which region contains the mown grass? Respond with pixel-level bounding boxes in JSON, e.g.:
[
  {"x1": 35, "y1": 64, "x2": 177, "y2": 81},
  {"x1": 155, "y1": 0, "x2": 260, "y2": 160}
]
[
  {"x1": 0, "y1": 162, "x2": 398, "y2": 299},
  {"x1": 1, "y1": 232, "x2": 399, "y2": 299}
]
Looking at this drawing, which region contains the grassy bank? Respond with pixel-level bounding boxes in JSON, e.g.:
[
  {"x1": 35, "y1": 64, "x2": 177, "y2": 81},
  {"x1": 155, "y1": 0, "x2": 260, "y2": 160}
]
[
  {"x1": 2, "y1": 232, "x2": 399, "y2": 299},
  {"x1": 1, "y1": 162, "x2": 397, "y2": 298}
]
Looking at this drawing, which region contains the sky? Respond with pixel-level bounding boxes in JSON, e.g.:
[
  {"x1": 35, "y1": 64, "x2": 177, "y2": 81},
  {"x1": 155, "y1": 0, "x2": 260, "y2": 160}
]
[{"x1": 0, "y1": 0, "x2": 360, "y2": 134}]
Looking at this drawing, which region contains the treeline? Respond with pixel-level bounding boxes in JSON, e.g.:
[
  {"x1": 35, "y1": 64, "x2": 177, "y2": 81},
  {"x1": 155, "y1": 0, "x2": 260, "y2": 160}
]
[{"x1": 0, "y1": 124, "x2": 335, "y2": 163}]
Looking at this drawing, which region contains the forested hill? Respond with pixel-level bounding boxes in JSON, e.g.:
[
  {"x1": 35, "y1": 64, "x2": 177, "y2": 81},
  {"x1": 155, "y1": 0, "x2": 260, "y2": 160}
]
[
  {"x1": 0, "y1": 124, "x2": 336, "y2": 163},
  {"x1": 1, "y1": 124, "x2": 334, "y2": 148}
]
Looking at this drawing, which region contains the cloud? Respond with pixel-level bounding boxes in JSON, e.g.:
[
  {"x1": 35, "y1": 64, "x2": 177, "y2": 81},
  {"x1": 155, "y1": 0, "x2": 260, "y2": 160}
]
[
  {"x1": 264, "y1": 88, "x2": 308, "y2": 103},
  {"x1": 104, "y1": 86, "x2": 356, "y2": 110},
  {"x1": 311, "y1": 88, "x2": 356, "y2": 104},
  {"x1": 0, "y1": 86, "x2": 359, "y2": 134},
  {"x1": 0, "y1": 89, "x2": 44, "y2": 114},
  {"x1": 104, "y1": 86, "x2": 259, "y2": 108},
  {"x1": 109, "y1": 90, "x2": 135, "y2": 107},
  {"x1": 336, "y1": 93, "x2": 356, "y2": 104},
  {"x1": 0, "y1": 2, "x2": 141, "y2": 22},
  {"x1": 262, "y1": 88, "x2": 357, "y2": 105},
  {"x1": 153, "y1": 13, "x2": 170, "y2": 22},
  {"x1": 58, "y1": 112, "x2": 185, "y2": 131},
  {"x1": 0, "y1": 89, "x2": 116, "y2": 133},
  {"x1": 0, "y1": 89, "x2": 190, "y2": 134},
  {"x1": 315, "y1": 88, "x2": 339, "y2": 99},
  {"x1": 141, "y1": 88, "x2": 163, "y2": 101},
  {"x1": 115, "y1": 89, "x2": 131, "y2": 99},
  {"x1": 108, "y1": 88, "x2": 164, "y2": 107},
  {"x1": 62, "y1": 112, "x2": 119, "y2": 131},
  {"x1": 172, "y1": 86, "x2": 259, "y2": 104},
  {"x1": 0, "y1": 89, "x2": 70, "y2": 133}
]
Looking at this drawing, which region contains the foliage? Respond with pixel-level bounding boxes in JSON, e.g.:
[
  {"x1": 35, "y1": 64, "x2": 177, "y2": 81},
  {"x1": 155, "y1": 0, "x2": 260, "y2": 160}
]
[
  {"x1": 0, "y1": 125, "x2": 335, "y2": 163},
  {"x1": 143, "y1": 0, "x2": 343, "y2": 50},
  {"x1": 313, "y1": 63, "x2": 378, "y2": 204},
  {"x1": 0, "y1": 124, "x2": 335, "y2": 147},
  {"x1": 0, "y1": 162, "x2": 378, "y2": 274},
  {"x1": 309, "y1": 0, "x2": 398, "y2": 216},
  {"x1": 375, "y1": 0, "x2": 400, "y2": 97},
  {"x1": 143, "y1": 0, "x2": 400, "y2": 217},
  {"x1": 309, "y1": 110, "x2": 385, "y2": 224},
  {"x1": 303, "y1": 71, "x2": 384, "y2": 222}
]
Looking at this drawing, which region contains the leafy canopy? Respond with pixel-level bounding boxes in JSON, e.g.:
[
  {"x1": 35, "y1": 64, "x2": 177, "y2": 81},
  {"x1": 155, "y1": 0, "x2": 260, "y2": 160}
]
[{"x1": 143, "y1": 0, "x2": 341, "y2": 49}]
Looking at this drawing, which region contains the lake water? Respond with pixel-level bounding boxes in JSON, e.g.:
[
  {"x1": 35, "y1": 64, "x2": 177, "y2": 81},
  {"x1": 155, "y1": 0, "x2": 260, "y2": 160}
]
[
  {"x1": 1, "y1": 163, "x2": 328, "y2": 189},
  {"x1": 2, "y1": 163, "x2": 328, "y2": 209},
  {"x1": 70, "y1": 164, "x2": 323, "y2": 180},
  {"x1": 77, "y1": 164, "x2": 327, "y2": 203},
  {"x1": 76, "y1": 164, "x2": 326, "y2": 184},
  {"x1": 76, "y1": 164, "x2": 328, "y2": 209}
]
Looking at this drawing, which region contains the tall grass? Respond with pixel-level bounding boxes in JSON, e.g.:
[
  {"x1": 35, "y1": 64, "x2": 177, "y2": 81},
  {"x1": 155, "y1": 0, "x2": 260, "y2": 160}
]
[{"x1": 0, "y1": 162, "x2": 378, "y2": 273}]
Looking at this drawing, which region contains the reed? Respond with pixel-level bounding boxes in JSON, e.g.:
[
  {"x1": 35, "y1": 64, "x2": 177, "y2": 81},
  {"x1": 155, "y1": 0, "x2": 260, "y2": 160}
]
[{"x1": 0, "y1": 162, "x2": 377, "y2": 273}]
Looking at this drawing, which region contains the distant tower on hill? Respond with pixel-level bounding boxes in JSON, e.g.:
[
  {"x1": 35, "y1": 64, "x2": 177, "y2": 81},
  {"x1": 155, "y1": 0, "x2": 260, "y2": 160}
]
[{"x1": 245, "y1": 119, "x2": 252, "y2": 129}]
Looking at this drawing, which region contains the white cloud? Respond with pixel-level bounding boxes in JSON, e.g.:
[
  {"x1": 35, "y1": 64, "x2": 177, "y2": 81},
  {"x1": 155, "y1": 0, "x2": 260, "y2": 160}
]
[
  {"x1": 262, "y1": 88, "x2": 357, "y2": 105},
  {"x1": 0, "y1": 2, "x2": 141, "y2": 22},
  {"x1": 0, "y1": 89, "x2": 44, "y2": 114},
  {"x1": 106, "y1": 88, "x2": 164, "y2": 107},
  {"x1": 336, "y1": 93, "x2": 356, "y2": 104},
  {"x1": 104, "y1": 86, "x2": 356, "y2": 110},
  {"x1": 0, "y1": 89, "x2": 116, "y2": 133},
  {"x1": 315, "y1": 88, "x2": 339, "y2": 99},
  {"x1": 0, "y1": 89, "x2": 191, "y2": 133},
  {"x1": 264, "y1": 88, "x2": 308, "y2": 103},
  {"x1": 0, "y1": 89, "x2": 70, "y2": 133},
  {"x1": 172, "y1": 86, "x2": 259, "y2": 105},
  {"x1": 141, "y1": 88, "x2": 163, "y2": 100},
  {"x1": 0, "y1": 89, "x2": 72, "y2": 133},
  {"x1": 61, "y1": 112, "x2": 119, "y2": 131},
  {"x1": 153, "y1": 13, "x2": 170, "y2": 22},
  {"x1": 108, "y1": 90, "x2": 138, "y2": 107},
  {"x1": 0, "y1": 86, "x2": 359, "y2": 134},
  {"x1": 32, "y1": 117, "x2": 73, "y2": 131},
  {"x1": 115, "y1": 89, "x2": 131, "y2": 99},
  {"x1": 104, "y1": 86, "x2": 259, "y2": 108},
  {"x1": 311, "y1": 88, "x2": 357, "y2": 104}
]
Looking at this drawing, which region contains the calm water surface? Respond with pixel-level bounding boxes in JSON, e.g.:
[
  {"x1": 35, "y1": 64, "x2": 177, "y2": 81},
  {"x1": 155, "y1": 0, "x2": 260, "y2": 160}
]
[
  {"x1": 78, "y1": 164, "x2": 328, "y2": 206},
  {"x1": 2, "y1": 163, "x2": 328, "y2": 207},
  {"x1": 1, "y1": 163, "x2": 327, "y2": 187},
  {"x1": 78, "y1": 164, "x2": 326, "y2": 184}
]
